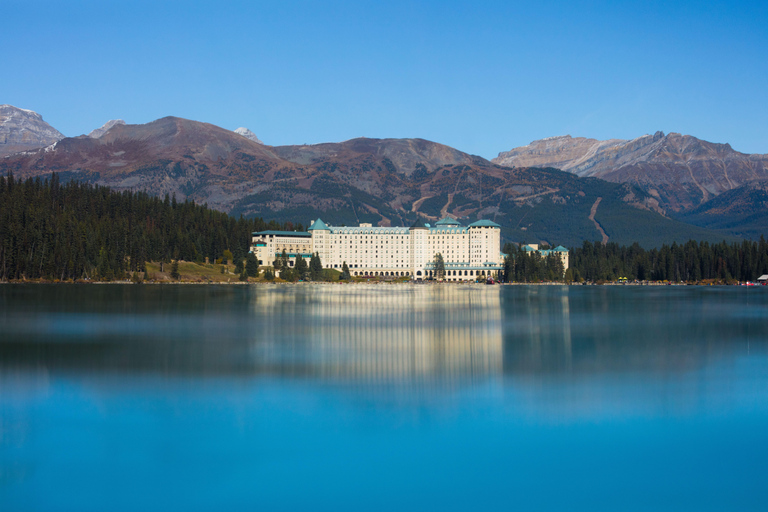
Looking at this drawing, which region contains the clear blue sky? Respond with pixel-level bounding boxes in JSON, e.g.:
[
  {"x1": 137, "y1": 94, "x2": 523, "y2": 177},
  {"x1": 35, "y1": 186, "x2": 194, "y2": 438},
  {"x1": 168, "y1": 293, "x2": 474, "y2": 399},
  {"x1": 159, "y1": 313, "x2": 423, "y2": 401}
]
[{"x1": 4, "y1": 0, "x2": 767, "y2": 157}]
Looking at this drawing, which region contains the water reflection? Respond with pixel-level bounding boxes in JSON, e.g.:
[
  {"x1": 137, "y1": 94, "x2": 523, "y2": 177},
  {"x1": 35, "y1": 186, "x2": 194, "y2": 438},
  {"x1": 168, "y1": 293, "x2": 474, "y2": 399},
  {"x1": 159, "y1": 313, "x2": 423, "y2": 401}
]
[
  {"x1": 249, "y1": 286, "x2": 502, "y2": 384},
  {"x1": 1, "y1": 284, "x2": 766, "y2": 386},
  {"x1": 501, "y1": 286, "x2": 768, "y2": 377}
]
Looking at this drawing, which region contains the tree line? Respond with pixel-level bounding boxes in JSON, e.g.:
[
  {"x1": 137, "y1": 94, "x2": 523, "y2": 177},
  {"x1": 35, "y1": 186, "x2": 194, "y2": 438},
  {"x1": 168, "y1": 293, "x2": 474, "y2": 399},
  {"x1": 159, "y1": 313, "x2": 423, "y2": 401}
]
[
  {"x1": 569, "y1": 240, "x2": 768, "y2": 283},
  {"x1": 503, "y1": 240, "x2": 768, "y2": 283},
  {"x1": 0, "y1": 173, "x2": 300, "y2": 281},
  {"x1": 502, "y1": 244, "x2": 566, "y2": 283}
]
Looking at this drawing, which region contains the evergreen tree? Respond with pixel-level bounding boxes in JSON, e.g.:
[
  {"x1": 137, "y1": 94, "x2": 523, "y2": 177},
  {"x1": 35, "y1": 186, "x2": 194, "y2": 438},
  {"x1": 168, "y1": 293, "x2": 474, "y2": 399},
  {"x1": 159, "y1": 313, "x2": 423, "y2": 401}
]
[
  {"x1": 340, "y1": 261, "x2": 351, "y2": 280},
  {"x1": 295, "y1": 254, "x2": 308, "y2": 281},
  {"x1": 309, "y1": 252, "x2": 323, "y2": 281},
  {"x1": 170, "y1": 260, "x2": 180, "y2": 280},
  {"x1": 245, "y1": 252, "x2": 259, "y2": 277},
  {"x1": 279, "y1": 249, "x2": 289, "y2": 271},
  {"x1": 434, "y1": 253, "x2": 445, "y2": 280},
  {"x1": 281, "y1": 266, "x2": 295, "y2": 282}
]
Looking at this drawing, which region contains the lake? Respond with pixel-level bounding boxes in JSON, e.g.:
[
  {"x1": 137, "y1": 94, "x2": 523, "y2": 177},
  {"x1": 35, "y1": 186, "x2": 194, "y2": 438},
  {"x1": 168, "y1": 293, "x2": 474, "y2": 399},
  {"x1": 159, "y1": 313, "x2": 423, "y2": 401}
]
[{"x1": 1, "y1": 284, "x2": 767, "y2": 511}]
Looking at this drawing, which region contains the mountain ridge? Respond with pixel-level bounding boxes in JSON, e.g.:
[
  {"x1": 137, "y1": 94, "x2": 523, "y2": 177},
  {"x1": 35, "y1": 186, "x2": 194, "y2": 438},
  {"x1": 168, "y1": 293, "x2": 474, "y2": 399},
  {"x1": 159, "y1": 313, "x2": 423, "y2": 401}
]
[
  {"x1": 0, "y1": 115, "x2": 738, "y2": 248},
  {"x1": 493, "y1": 132, "x2": 768, "y2": 212}
]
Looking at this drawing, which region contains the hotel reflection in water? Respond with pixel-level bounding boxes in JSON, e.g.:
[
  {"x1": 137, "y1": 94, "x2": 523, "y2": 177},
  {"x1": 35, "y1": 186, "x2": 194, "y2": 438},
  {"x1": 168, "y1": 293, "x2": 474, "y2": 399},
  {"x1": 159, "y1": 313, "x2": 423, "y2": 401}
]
[{"x1": 249, "y1": 286, "x2": 507, "y2": 384}]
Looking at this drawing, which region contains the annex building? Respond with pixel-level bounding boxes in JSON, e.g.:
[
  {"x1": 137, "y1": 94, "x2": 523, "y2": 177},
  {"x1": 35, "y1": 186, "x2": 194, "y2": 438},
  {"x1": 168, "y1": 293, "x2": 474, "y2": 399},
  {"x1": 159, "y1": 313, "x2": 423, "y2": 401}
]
[
  {"x1": 521, "y1": 244, "x2": 570, "y2": 270},
  {"x1": 250, "y1": 217, "x2": 505, "y2": 281}
]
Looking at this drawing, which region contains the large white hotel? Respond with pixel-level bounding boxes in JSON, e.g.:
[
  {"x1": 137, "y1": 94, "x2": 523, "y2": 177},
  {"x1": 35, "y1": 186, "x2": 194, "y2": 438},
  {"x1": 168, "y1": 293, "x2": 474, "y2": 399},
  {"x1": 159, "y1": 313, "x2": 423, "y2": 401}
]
[{"x1": 250, "y1": 217, "x2": 507, "y2": 281}]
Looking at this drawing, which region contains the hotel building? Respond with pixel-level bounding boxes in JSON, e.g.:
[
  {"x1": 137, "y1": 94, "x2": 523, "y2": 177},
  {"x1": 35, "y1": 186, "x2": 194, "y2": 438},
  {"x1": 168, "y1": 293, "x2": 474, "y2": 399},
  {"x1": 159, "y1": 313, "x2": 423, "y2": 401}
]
[{"x1": 250, "y1": 217, "x2": 506, "y2": 281}]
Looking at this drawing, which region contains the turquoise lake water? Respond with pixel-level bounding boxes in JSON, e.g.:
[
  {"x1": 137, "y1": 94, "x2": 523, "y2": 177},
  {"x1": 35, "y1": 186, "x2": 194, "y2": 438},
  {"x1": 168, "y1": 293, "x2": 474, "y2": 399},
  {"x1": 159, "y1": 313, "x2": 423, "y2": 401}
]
[{"x1": 1, "y1": 284, "x2": 767, "y2": 511}]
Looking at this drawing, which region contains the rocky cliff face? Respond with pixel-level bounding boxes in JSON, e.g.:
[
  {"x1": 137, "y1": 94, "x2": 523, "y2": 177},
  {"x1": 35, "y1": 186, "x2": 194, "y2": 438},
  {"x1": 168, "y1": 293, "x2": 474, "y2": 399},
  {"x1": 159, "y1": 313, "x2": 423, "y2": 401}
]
[
  {"x1": 0, "y1": 105, "x2": 65, "y2": 157},
  {"x1": 493, "y1": 132, "x2": 768, "y2": 212}
]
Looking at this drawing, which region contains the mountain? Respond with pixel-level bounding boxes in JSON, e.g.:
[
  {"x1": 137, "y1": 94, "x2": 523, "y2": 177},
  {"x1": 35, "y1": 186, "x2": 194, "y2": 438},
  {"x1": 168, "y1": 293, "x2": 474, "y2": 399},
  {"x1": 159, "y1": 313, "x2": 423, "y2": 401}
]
[
  {"x1": 272, "y1": 137, "x2": 487, "y2": 173},
  {"x1": 493, "y1": 132, "x2": 768, "y2": 212},
  {"x1": 0, "y1": 105, "x2": 65, "y2": 157},
  {"x1": 676, "y1": 180, "x2": 768, "y2": 240},
  {"x1": 234, "y1": 127, "x2": 263, "y2": 144},
  {"x1": 88, "y1": 119, "x2": 126, "y2": 138},
  {"x1": 0, "y1": 116, "x2": 739, "y2": 248}
]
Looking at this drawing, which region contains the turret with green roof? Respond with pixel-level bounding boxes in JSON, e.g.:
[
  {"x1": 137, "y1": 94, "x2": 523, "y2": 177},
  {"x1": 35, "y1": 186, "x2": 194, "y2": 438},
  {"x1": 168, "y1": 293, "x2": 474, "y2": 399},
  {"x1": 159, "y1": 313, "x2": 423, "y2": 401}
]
[{"x1": 308, "y1": 218, "x2": 330, "y2": 231}]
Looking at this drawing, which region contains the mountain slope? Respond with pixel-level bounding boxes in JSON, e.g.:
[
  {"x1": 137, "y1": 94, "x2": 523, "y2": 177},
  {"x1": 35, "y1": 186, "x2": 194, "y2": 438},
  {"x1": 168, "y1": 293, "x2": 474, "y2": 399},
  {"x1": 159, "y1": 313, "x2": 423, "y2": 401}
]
[
  {"x1": 675, "y1": 180, "x2": 768, "y2": 240},
  {"x1": 0, "y1": 105, "x2": 65, "y2": 156},
  {"x1": 494, "y1": 132, "x2": 768, "y2": 212},
  {"x1": 0, "y1": 116, "x2": 739, "y2": 248}
]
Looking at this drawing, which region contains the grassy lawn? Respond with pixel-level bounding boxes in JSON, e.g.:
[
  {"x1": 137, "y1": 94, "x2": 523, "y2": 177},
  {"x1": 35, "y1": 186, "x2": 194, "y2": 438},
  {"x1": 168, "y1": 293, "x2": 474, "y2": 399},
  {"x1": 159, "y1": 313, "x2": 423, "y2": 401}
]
[{"x1": 144, "y1": 261, "x2": 244, "y2": 283}]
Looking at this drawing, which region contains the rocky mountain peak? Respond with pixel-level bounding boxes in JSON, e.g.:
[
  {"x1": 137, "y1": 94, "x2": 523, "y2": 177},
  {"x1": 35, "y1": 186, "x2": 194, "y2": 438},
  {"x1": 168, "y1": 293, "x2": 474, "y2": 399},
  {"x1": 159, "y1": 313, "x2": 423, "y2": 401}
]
[
  {"x1": 88, "y1": 119, "x2": 126, "y2": 138},
  {"x1": 493, "y1": 131, "x2": 768, "y2": 212},
  {"x1": 234, "y1": 127, "x2": 263, "y2": 144},
  {"x1": 0, "y1": 104, "x2": 65, "y2": 157}
]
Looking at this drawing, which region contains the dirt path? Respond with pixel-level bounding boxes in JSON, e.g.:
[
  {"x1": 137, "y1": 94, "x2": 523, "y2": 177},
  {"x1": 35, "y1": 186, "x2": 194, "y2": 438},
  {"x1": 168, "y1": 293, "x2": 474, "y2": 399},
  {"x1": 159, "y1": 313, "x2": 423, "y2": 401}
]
[
  {"x1": 411, "y1": 195, "x2": 432, "y2": 213},
  {"x1": 589, "y1": 197, "x2": 609, "y2": 244},
  {"x1": 440, "y1": 192, "x2": 455, "y2": 218},
  {"x1": 510, "y1": 188, "x2": 557, "y2": 202}
]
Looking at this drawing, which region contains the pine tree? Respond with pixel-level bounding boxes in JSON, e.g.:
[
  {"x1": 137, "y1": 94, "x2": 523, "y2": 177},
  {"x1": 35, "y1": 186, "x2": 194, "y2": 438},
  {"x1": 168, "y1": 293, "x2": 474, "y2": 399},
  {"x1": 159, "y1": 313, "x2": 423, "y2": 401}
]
[
  {"x1": 245, "y1": 252, "x2": 259, "y2": 277},
  {"x1": 434, "y1": 253, "x2": 445, "y2": 280},
  {"x1": 309, "y1": 252, "x2": 323, "y2": 281},
  {"x1": 341, "y1": 261, "x2": 351, "y2": 280},
  {"x1": 295, "y1": 254, "x2": 308, "y2": 281},
  {"x1": 170, "y1": 260, "x2": 180, "y2": 280}
]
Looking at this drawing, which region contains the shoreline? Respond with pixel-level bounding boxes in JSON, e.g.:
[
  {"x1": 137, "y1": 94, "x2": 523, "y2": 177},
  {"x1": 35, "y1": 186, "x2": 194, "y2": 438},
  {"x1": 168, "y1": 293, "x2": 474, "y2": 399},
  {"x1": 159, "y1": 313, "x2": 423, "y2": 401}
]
[{"x1": 0, "y1": 279, "x2": 759, "y2": 287}]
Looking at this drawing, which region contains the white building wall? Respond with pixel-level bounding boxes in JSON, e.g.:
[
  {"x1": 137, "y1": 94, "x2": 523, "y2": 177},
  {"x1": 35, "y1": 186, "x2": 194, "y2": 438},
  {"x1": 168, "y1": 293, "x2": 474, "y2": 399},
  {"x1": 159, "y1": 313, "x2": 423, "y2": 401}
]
[{"x1": 252, "y1": 220, "x2": 505, "y2": 280}]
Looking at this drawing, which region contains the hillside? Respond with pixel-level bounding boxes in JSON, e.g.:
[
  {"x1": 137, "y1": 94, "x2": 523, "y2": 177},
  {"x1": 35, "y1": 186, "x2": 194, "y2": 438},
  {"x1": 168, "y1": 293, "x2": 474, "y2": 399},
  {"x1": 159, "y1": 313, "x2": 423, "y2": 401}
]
[
  {"x1": 1, "y1": 115, "x2": 740, "y2": 248},
  {"x1": 675, "y1": 180, "x2": 768, "y2": 240}
]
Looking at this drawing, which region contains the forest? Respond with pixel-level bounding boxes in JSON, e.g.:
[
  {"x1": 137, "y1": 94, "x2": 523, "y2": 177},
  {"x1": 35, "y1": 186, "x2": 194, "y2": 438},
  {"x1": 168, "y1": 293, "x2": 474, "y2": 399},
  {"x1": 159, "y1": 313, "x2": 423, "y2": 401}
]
[
  {"x1": 0, "y1": 173, "x2": 300, "y2": 281},
  {"x1": 503, "y1": 240, "x2": 768, "y2": 283}
]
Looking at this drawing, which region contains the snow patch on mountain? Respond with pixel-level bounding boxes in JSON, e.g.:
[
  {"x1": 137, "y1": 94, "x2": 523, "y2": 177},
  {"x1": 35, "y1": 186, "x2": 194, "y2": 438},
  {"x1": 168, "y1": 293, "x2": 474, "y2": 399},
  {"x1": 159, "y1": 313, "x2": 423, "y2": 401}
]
[{"x1": 234, "y1": 127, "x2": 263, "y2": 144}]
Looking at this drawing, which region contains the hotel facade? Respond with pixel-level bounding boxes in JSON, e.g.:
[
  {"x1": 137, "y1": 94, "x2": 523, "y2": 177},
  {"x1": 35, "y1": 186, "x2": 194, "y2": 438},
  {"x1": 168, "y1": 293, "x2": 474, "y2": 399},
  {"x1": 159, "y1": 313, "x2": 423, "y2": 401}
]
[{"x1": 250, "y1": 217, "x2": 506, "y2": 281}]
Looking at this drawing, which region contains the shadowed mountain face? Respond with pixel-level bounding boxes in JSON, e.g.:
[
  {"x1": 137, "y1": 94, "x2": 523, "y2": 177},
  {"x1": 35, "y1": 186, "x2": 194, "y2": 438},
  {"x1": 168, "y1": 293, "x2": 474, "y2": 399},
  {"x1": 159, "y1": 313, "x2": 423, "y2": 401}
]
[
  {"x1": 676, "y1": 180, "x2": 768, "y2": 240},
  {"x1": 494, "y1": 132, "x2": 768, "y2": 212},
  {"x1": 0, "y1": 105, "x2": 65, "y2": 157},
  {"x1": 0, "y1": 116, "x2": 739, "y2": 247}
]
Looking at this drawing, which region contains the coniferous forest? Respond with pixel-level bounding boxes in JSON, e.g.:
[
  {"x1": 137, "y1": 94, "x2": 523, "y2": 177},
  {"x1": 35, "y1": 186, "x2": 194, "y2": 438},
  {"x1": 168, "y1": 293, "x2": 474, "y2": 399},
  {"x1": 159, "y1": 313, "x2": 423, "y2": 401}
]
[
  {"x1": 503, "y1": 240, "x2": 768, "y2": 283},
  {"x1": 0, "y1": 174, "x2": 299, "y2": 281},
  {"x1": 568, "y1": 240, "x2": 768, "y2": 283}
]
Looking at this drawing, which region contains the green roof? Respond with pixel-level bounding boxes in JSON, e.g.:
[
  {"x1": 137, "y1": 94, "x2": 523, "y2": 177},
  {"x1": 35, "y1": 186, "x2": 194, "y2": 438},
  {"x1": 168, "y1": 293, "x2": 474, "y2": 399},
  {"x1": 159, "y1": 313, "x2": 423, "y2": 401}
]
[
  {"x1": 468, "y1": 219, "x2": 501, "y2": 228},
  {"x1": 435, "y1": 217, "x2": 462, "y2": 226},
  {"x1": 553, "y1": 245, "x2": 569, "y2": 252},
  {"x1": 252, "y1": 230, "x2": 311, "y2": 237},
  {"x1": 308, "y1": 218, "x2": 330, "y2": 231}
]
